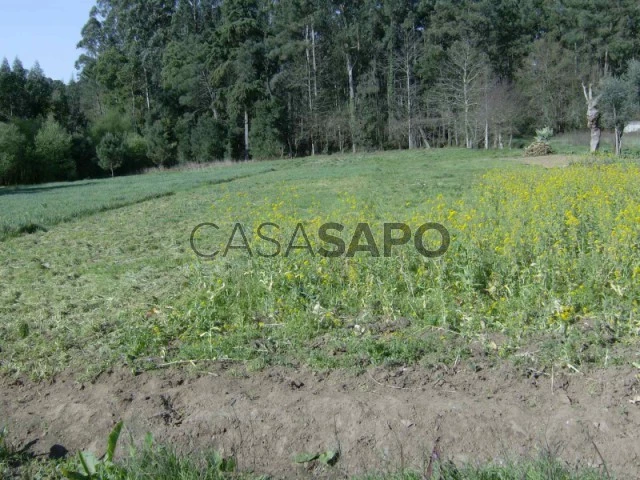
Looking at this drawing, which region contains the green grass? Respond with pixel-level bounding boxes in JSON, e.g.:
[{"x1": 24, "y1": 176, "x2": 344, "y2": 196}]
[
  {"x1": 2, "y1": 431, "x2": 611, "y2": 480},
  {"x1": 0, "y1": 161, "x2": 278, "y2": 240},
  {"x1": 550, "y1": 130, "x2": 640, "y2": 156},
  {"x1": 0, "y1": 148, "x2": 522, "y2": 379},
  {"x1": 0, "y1": 148, "x2": 638, "y2": 380},
  {"x1": 1, "y1": 149, "x2": 634, "y2": 478}
]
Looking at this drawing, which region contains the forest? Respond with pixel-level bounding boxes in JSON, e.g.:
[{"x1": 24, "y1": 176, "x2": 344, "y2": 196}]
[{"x1": 1, "y1": 0, "x2": 640, "y2": 184}]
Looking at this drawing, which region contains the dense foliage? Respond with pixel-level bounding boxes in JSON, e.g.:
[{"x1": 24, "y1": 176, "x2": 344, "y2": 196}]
[{"x1": 2, "y1": 0, "x2": 640, "y2": 184}]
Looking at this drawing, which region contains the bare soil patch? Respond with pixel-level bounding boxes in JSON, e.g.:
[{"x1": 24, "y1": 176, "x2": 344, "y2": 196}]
[
  {"x1": 2, "y1": 360, "x2": 640, "y2": 478},
  {"x1": 511, "y1": 154, "x2": 575, "y2": 168}
]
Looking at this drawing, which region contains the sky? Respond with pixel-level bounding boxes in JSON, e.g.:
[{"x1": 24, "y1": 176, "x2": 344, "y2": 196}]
[{"x1": 0, "y1": 0, "x2": 96, "y2": 82}]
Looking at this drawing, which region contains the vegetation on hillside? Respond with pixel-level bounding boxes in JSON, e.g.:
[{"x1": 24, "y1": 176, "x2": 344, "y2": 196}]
[
  {"x1": 3, "y1": 1, "x2": 640, "y2": 184},
  {"x1": 1, "y1": 150, "x2": 637, "y2": 380}
]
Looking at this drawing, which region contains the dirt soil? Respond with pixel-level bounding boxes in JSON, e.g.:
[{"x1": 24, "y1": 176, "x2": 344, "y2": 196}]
[
  {"x1": 2, "y1": 361, "x2": 640, "y2": 479},
  {"x1": 509, "y1": 154, "x2": 574, "y2": 168}
]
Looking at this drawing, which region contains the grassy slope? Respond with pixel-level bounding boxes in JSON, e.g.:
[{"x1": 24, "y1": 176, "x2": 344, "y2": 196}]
[
  {"x1": 0, "y1": 149, "x2": 520, "y2": 378},
  {"x1": 0, "y1": 149, "x2": 630, "y2": 479},
  {"x1": 0, "y1": 162, "x2": 278, "y2": 239},
  {"x1": 1, "y1": 148, "x2": 638, "y2": 380}
]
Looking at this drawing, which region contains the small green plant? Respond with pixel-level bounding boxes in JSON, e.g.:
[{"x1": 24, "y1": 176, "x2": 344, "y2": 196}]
[
  {"x1": 61, "y1": 421, "x2": 123, "y2": 479},
  {"x1": 535, "y1": 126, "x2": 554, "y2": 142},
  {"x1": 294, "y1": 448, "x2": 340, "y2": 466}
]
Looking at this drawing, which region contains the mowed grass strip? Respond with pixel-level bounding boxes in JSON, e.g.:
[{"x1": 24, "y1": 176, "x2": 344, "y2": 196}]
[{"x1": 0, "y1": 161, "x2": 278, "y2": 240}]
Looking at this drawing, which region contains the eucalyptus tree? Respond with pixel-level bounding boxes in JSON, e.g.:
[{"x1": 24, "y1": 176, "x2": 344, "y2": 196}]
[{"x1": 214, "y1": 0, "x2": 266, "y2": 160}]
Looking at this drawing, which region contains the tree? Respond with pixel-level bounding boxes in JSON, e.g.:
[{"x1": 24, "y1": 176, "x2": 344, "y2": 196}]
[
  {"x1": 439, "y1": 40, "x2": 488, "y2": 148},
  {"x1": 190, "y1": 114, "x2": 226, "y2": 162},
  {"x1": 35, "y1": 116, "x2": 74, "y2": 180},
  {"x1": 145, "y1": 119, "x2": 176, "y2": 167},
  {"x1": 328, "y1": 0, "x2": 373, "y2": 153},
  {"x1": 250, "y1": 98, "x2": 287, "y2": 158},
  {"x1": 518, "y1": 38, "x2": 584, "y2": 134},
  {"x1": 26, "y1": 62, "x2": 52, "y2": 118},
  {"x1": 10, "y1": 59, "x2": 28, "y2": 118},
  {"x1": 0, "y1": 123, "x2": 26, "y2": 184},
  {"x1": 582, "y1": 82, "x2": 602, "y2": 153},
  {"x1": 96, "y1": 132, "x2": 125, "y2": 176},
  {"x1": 600, "y1": 60, "x2": 640, "y2": 155},
  {"x1": 215, "y1": 0, "x2": 265, "y2": 160},
  {"x1": 0, "y1": 59, "x2": 13, "y2": 120}
]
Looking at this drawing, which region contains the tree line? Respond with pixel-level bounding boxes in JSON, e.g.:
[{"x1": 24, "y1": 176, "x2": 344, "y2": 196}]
[{"x1": 2, "y1": 0, "x2": 640, "y2": 185}]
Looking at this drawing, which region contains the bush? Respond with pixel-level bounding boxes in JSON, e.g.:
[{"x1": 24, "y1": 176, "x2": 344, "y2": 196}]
[
  {"x1": 250, "y1": 99, "x2": 286, "y2": 159},
  {"x1": 34, "y1": 116, "x2": 74, "y2": 180},
  {"x1": 71, "y1": 133, "x2": 100, "y2": 179},
  {"x1": 535, "y1": 127, "x2": 554, "y2": 142},
  {"x1": 0, "y1": 122, "x2": 26, "y2": 185},
  {"x1": 145, "y1": 120, "x2": 176, "y2": 167},
  {"x1": 123, "y1": 132, "x2": 150, "y2": 171},
  {"x1": 96, "y1": 132, "x2": 125, "y2": 177},
  {"x1": 90, "y1": 109, "x2": 132, "y2": 142},
  {"x1": 190, "y1": 114, "x2": 226, "y2": 162}
]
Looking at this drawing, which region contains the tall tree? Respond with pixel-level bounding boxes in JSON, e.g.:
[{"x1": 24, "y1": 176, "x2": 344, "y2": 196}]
[{"x1": 215, "y1": 0, "x2": 266, "y2": 160}]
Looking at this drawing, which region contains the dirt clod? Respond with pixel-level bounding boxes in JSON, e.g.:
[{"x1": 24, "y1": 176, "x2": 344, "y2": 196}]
[{"x1": 2, "y1": 363, "x2": 640, "y2": 478}]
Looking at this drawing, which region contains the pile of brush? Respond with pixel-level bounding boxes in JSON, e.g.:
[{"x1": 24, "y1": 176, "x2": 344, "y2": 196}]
[
  {"x1": 524, "y1": 127, "x2": 554, "y2": 157},
  {"x1": 524, "y1": 141, "x2": 553, "y2": 156}
]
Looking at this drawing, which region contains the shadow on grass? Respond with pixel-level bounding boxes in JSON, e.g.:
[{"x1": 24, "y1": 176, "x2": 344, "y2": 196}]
[{"x1": 0, "y1": 181, "x2": 101, "y2": 197}]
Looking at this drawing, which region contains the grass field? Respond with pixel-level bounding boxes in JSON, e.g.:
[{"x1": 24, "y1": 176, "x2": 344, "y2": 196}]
[
  {"x1": 0, "y1": 162, "x2": 279, "y2": 240},
  {"x1": 1, "y1": 148, "x2": 639, "y2": 478},
  {"x1": 550, "y1": 131, "x2": 640, "y2": 155},
  {"x1": 1, "y1": 148, "x2": 639, "y2": 379}
]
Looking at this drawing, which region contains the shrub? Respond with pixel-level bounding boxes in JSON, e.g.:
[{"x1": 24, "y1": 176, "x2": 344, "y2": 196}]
[
  {"x1": 34, "y1": 116, "x2": 74, "y2": 180},
  {"x1": 96, "y1": 132, "x2": 125, "y2": 177},
  {"x1": 123, "y1": 132, "x2": 150, "y2": 171},
  {"x1": 145, "y1": 120, "x2": 176, "y2": 167},
  {"x1": 190, "y1": 114, "x2": 226, "y2": 162},
  {"x1": 250, "y1": 99, "x2": 286, "y2": 159},
  {"x1": 535, "y1": 126, "x2": 554, "y2": 142},
  {"x1": 0, "y1": 122, "x2": 26, "y2": 184}
]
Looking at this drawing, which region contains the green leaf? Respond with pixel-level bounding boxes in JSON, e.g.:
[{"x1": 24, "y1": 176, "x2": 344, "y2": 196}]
[
  {"x1": 144, "y1": 432, "x2": 154, "y2": 449},
  {"x1": 78, "y1": 451, "x2": 98, "y2": 476},
  {"x1": 293, "y1": 452, "x2": 319, "y2": 463},
  {"x1": 319, "y1": 450, "x2": 339, "y2": 466},
  {"x1": 105, "y1": 421, "x2": 123, "y2": 462},
  {"x1": 219, "y1": 456, "x2": 237, "y2": 472},
  {"x1": 60, "y1": 468, "x2": 90, "y2": 480}
]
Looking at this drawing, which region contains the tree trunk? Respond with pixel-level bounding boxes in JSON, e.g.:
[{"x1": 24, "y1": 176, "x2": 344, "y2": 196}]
[
  {"x1": 311, "y1": 24, "x2": 319, "y2": 153},
  {"x1": 244, "y1": 109, "x2": 250, "y2": 161},
  {"x1": 387, "y1": 23, "x2": 395, "y2": 144},
  {"x1": 615, "y1": 125, "x2": 623, "y2": 155},
  {"x1": 484, "y1": 118, "x2": 489, "y2": 150},
  {"x1": 346, "y1": 53, "x2": 356, "y2": 154},
  {"x1": 143, "y1": 67, "x2": 151, "y2": 111},
  {"x1": 306, "y1": 25, "x2": 315, "y2": 156},
  {"x1": 582, "y1": 83, "x2": 601, "y2": 153},
  {"x1": 419, "y1": 127, "x2": 431, "y2": 148},
  {"x1": 462, "y1": 63, "x2": 471, "y2": 148},
  {"x1": 311, "y1": 25, "x2": 318, "y2": 99},
  {"x1": 405, "y1": 42, "x2": 414, "y2": 149}
]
